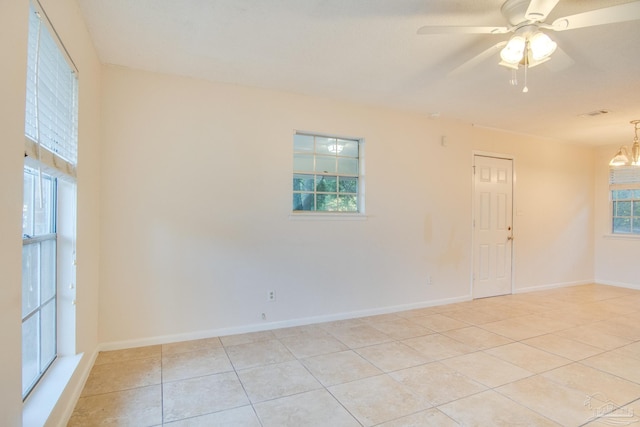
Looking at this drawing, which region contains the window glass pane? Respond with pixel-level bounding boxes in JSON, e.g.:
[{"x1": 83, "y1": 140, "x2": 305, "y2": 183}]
[
  {"x1": 22, "y1": 313, "x2": 39, "y2": 395},
  {"x1": 614, "y1": 190, "x2": 633, "y2": 200},
  {"x1": 23, "y1": 172, "x2": 35, "y2": 237},
  {"x1": 34, "y1": 176, "x2": 53, "y2": 235},
  {"x1": 40, "y1": 300, "x2": 56, "y2": 369},
  {"x1": 22, "y1": 244, "x2": 40, "y2": 317},
  {"x1": 338, "y1": 195, "x2": 358, "y2": 212},
  {"x1": 634, "y1": 218, "x2": 640, "y2": 233},
  {"x1": 293, "y1": 193, "x2": 314, "y2": 211},
  {"x1": 339, "y1": 139, "x2": 358, "y2": 157},
  {"x1": 617, "y1": 201, "x2": 632, "y2": 216},
  {"x1": 338, "y1": 157, "x2": 358, "y2": 175},
  {"x1": 315, "y1": 156, "x2": 336, "y2": 173},
  {"x1": 317, "y1": 194, "x2": 337, "y2": 211},
  {"x1": 339, "y1": 177, "x2": 358, "y2": 194},
  {"x1": 316, "y1": 176, "x2": 337, "y2": 193},
  {"x1": 293, "y1": 174, "x2": 314, "y2": 192},
  {"x1": 316, "y1": 137, "x2": 338, "y2": 155},
  {"x1": 41, "y1": 239, "x2": 56, "y2": 303},
  {"x1": 293, "y1": 153, "x2": 314, "y2": 172},
  {"x1": 633, "y1": 201, "x2": 640, "y2": 217},
  {"x1": 613, "y1": 217, "x2": 631, "y2": 233},
  {"x1": 293, "y1": 134, "x2": 314, "y2": 153},
  {"x1": 634, "y1": 189, "x2": 640, "y2": 199}
]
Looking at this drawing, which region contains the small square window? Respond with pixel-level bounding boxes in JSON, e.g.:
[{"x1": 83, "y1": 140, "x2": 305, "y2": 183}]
[{"x1": 292, "y1": 133, "x2": 362, "y2": 213}]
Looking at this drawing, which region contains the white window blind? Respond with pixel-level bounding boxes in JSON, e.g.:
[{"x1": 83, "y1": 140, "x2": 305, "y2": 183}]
[
  {"x1": 609, "y1": 166, "x2": 640, "y2": 190},
  {"x1": 25, "y1": 1, "x2": 78, "y2": 178}
]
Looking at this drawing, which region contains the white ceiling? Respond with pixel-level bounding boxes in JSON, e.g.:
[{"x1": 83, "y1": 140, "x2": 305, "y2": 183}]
[{"x1": 76, "y1": 0, "x2": 640, "y2": 146}]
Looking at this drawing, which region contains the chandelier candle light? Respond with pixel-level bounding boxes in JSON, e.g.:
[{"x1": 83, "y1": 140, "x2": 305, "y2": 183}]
[{"x1": 610, "y1": 120, "x2": 640, "y2": 167}]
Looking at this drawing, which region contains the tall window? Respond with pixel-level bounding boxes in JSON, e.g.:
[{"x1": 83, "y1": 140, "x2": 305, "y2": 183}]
[
  {"x1": 22, "y1": 1, "x2": 78, "y2": 398},
  {"x1": 610, "y1": 167, "x2": 640, "y2": 235},
  {"x1": 293, "y1": 132, "x2": 362, "y2": 213}
]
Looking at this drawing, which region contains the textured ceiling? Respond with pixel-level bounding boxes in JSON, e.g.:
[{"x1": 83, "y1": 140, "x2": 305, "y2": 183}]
[{"x1": 76, "y1": 0, "x2": 640, "y2": 146}]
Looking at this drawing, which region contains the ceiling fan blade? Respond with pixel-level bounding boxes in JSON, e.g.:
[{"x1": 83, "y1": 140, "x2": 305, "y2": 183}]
[
  {"x1": 525, "y1": 0, "x2": 560, "y2": 21},
  {"x1": 551, "y1": 2, "x2": 640, "y2": 31},
  {"x1": 417, "y1": 26, "x2": 509, "y2": 35},
  {"x1": 545, "y1": 45, "x2": 574, "y2": 72},
  {"x1": 448, "y1": 41, "x2": 508, "y2": 77}
]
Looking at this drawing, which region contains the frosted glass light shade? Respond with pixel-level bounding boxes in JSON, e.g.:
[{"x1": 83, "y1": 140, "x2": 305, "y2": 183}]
[
  {"x1": 529, "y1": 32, "x2": 557, "y2": 61},
  {"x1": 500, "y1": 36, "x2": 525, "y2": 64}
]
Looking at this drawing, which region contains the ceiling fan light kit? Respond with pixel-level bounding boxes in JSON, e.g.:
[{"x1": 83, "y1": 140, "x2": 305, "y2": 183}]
[{"x1": 610, "y1": 120, "x2": 640, "y2": 167}]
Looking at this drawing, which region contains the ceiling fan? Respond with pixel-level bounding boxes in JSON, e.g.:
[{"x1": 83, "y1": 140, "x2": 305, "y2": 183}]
[{"x1": 417, "y1": 0, "x2": 640, "y2": 89}]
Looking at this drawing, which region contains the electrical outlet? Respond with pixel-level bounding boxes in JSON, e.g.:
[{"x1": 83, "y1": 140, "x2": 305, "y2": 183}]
[
  {"x1": 261, "y1": 313, "x2": 267, "y2": 320},
  {"x1": 427, "y1": 275, "x2": 432, "y2": 286},
  {"x1": 267, "y1": 290, "x2": 276, "y2": 302}
]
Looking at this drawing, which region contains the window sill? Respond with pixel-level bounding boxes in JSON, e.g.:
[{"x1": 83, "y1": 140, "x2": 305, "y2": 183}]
[
  {"x1": 603, "y1": 233, "x2": 640, "y2": 240},
  {"x1": 23, "y1": 354, "x2": 82, "y2": 427},
  {"x1": 289, "y1": 212, "x2": 367, "y2": 221}
]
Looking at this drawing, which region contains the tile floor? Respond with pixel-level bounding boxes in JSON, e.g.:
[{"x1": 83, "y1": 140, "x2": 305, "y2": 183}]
[{"x1": 68, "y1": 284, "x2": 640, "y2": 426}]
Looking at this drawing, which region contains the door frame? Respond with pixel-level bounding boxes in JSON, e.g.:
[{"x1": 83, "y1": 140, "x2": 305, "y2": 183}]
[{"x1": 470, "y1": 151, "x2": 516, "y2": 298}]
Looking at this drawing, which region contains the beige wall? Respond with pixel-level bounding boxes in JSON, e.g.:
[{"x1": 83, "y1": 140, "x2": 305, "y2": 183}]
[
  {"x1": 0, "y1": 0, "x2": 102, "y2": 425},
  {"x1": 98, "y1": 66, "x2": 596, "y2": 346},
  {"x1": 0, "y1": 2, "x2": 29, "y2": 424}
]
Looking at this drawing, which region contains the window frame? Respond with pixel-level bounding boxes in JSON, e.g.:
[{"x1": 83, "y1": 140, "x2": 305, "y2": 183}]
[
  {"x1": 291, "y1": 131, "x2": 366, "y2": 218},
  {"x1": 22, "y1": 167, "x2": 58, "y2": 399},
  {"x1": 609, "y1": 166, "x2": 640, "y2": 236},
  {"x1": 22, "y1": 0, "x2": 78, "y2": 401}
]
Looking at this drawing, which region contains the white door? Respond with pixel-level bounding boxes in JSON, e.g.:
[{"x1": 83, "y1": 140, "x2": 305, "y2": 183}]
[{"x1": 473, "y1": 155, "x2": 513, "y2": 298}]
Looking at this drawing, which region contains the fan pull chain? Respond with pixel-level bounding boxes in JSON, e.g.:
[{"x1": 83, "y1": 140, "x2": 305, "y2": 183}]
[
  {"x1": 510, "y1": 69, "x2": 518, "y2": 86},
  {"x1": 522, "y1": 44, "x2": 529, "y2": 93}
]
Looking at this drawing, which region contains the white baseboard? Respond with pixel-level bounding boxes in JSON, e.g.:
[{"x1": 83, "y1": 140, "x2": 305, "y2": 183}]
[
  {"x1": 594, "y1": 279, "x2": 640, "y2": 291},
  {"x1": 513, "y1": 279, "x2": 593, "y2": 294},
  {"x1": 99, "y1": 294, "x2": 471, "y2": 352}
]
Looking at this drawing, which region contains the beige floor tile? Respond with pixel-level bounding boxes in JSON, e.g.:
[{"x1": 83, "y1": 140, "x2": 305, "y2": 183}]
[
  {"x1": 408, "y1": 314, "x2": 469, "y2": 332},
  {"x1": 68, "y1": 385, "x2": 162, "y2": 427},
  {"x1": 326, "y1": 324, "x2": 392, "y2": 348},
  {"x1": 94, "y1": 345, "x2": 161, "y2": 366},
  {"x1": 162, "y1": 372, "x2": 249, "y2": 422},
  {"x1": 554, "y1": 324, "x2": 633, "y2": 350},
  {"x1": 279, "y1": 331, "x2": 348, "y2": 358},
  {"x1": 402, "y1": 334, "x2": 475, "y2": 361},
  {"x1": 368, "y1": 317, "x2": 434, "y2": 340},
  {"x1": 254, "y1": 389, "x2": 361, "y2": 427},
  {"x1": 271, "y1": 323, "x2": 326, "y2": 339},
  {"x1": 162, "y1": 337, "x2": 222, "y2": 355},
  {"x1": 481, "y1": 314, "x2": 574, "y2": 341},
  {"x1": 441, "y1": 351, "x2": 533, "y2": 388},
  {"x1": 162, "y1": 347, "x2": 233, "y2": 382},
  {"x1": 590, "y1": 317, "x2": 640, "y2": 341},
  {"x1": 581, "y1": 350, "x2": 640, "y2": 384},
  {"x1": 329, "y1": 374, "x2": 429, "y2": 426},
  {"x1": 356, "y1": 341, "x2": 430, "y2": 372},
  {"x1": 81, "y1": 357, "x2": 161, "y2": 396},
  {"x1": 237, "y1": 360, "x2": 321, "y2": 403},
  {"x1": 219, "y1": 330, "x2": 276, "y2": 346},
  {"x1": 523, "y1": 333, "x2": 604, "y2": 361},
  {"x1": 225, "y1": 339, "x2": 294, "y2": 369},
  {"x1": 443, "y1": 308, "x2": 511, "y2": 325},
  {"x1": 496, "y1": 375, "x2": 598, "y2": 426},
  {"x1": 485, "y1": 342, "x2": 571, "y2": 373},
  {"x1": 439, "y1": 389, "x2": 560, "y2": 427},
  {"x1": 613, "y1": 341, "x2": 640, "y2": 360},
  {"x1": 583, "y1": 401, "x2": 640, "y2": 426},
  {"x1": 163, "y1": 405, "x2": 261, "y2": 427},
  {"x1": 443, "y1": 326, "x2": 513, "y2": 350},
  {"x1": 377, "y1": 408, "x2": 459, "y2": 426},
  {"x1": 301, "y1": 350, "x2": 381, "y2": 386},
  {"x1": 390, "y1": 362, "x2": 486, "y2": 406},
  {"x1": 542, "y1": 363, "x2": 640, "y2": 406}
]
